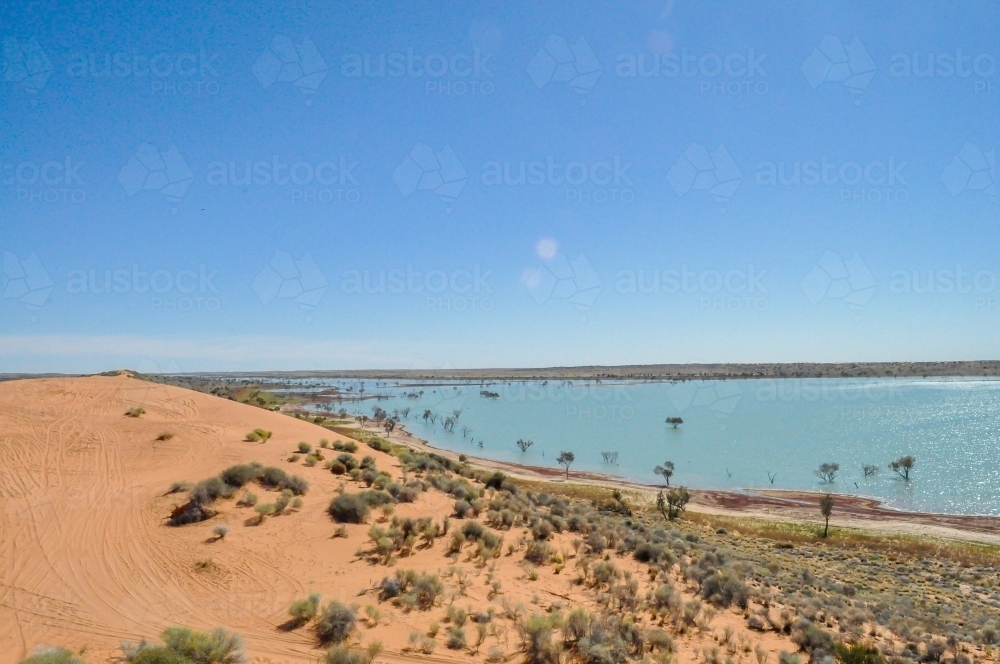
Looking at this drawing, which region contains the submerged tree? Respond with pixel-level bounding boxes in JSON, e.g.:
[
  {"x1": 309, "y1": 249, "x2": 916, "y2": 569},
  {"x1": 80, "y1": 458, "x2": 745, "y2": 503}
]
[
  {"x1": 862, "y1": 464, "x2": 879, "y2": 477},
  {"x1": 814, "y1": 462, "x2": 840, "y2": 484},
  {"x1": 889, "y1": 455, "x2": 915, "y2": 481},
  {"x1": 665, "y1": 417, "x2": 684, "y2": 428},
  {"x1": 516, "y1": 439, "x2": 534, "y2": 453}
]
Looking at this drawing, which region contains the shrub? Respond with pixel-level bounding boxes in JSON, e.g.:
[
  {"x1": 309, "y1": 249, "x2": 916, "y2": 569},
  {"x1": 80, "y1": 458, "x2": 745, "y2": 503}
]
[
  {"x1": 520, "y1": 614, "x2": 560, "y2": 664},
  {"x1": 212, "y1": 525, "x2": 230, "y2": 539},
  {"x1": 394, "y1": 569, "x2": 444, "y2": 609},
  {"x1": 167, "y1": 481, "x2": 192, "y2": 494},
  {"x1": 358, "y1": 490, "x2": 392, "y2": 507},
  {"x1": 254, "y1": 503, "x2": 276, "y2": 522},
  {"x1": 379, "y1": 576, "x2": 402, "y2": 600},
  {"x1": 454, "y1": 499, "x2": 474, "y2": 518},
  {"x1": 220, "y1": 463, "x2": 262, "y2": 488},
  {"x1": 834, "y1": 643, "x2": 885, "y2": 664},
  {"x1": 524, "y1": 541, "x2": 552, "y2": 565},
  {"x1": 125, "y1": 407, "x2": 146, "y2": 418},
  {"x1": 245, "y1": 428, "x2": 272, "y2": 442},
  {"x1": 367, "y1": 437, "x2": 392, "y2": 453},
  {"x1": 156, "y1": 432, "x2": 175, "y2": 441},
  {"x1": 330, "y1": 462, "x2": 347, "y2": 475},
  {"x1": 634, "y1": 542, "x2": 671, "y2": 564},
  {"x1": 128, "y1": 646, "x2": 191, "y2": 664},
  {"x1": 289, "y1": 593, "x2": 322, "y2": 624},
  {"x1": 792, "y1": 620, "x2": 834, "y2": 658},
  {"x1": 484, "y1": 472, "x2": 506, "y2": 490},
  {"x1": 531, "y1": 520, "x2": 553, "y2": 541},
  {"x1": 647, "y1": 630, "x2": 675, "y2": 652},
  {"x1": 446, "y1": 626, "x2": 467, "y2": 650},
  {"x1": 700, "y1": 568, "x2": 750, "y2": 609},
  {"x1": 322, "y1": 646, "x2": 365, "y2": 664},
  {"x1": 337, "y1": 454, "x2": 359, "y2": 471},
  {"x1": 259, "y1": 467, "x2": 308, "y2": 495},
  {"x1": 298, "y1": 442, "x2": 312, "y2": 453},
  {"x1": 388, "y1": 483, "x2": 418, "y2": 503},
  {"x1": 316, "y1": 601, "x2": 357, "y2": 644},
  {"x1": 160, "y1": 626, "x2": 245, "y2": 664},
  {"x1": 328, "y1": 494, "x2": 369, "y2": 523},
  {"x1": 191, "y1": 477, "x2": 233, "y2": 506},
  {"x1": 19, "y1": 648, "x2": 85, "y2": 664},
  {"x1": 237, "y1": 492, "x2": 257, "y2": 507}
]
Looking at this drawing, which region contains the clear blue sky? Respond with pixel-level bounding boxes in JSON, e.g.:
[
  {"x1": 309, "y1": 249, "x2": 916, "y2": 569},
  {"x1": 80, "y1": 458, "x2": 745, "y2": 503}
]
[{"x1": 2, "y1": 1, "x2": 999, "y2": 372}]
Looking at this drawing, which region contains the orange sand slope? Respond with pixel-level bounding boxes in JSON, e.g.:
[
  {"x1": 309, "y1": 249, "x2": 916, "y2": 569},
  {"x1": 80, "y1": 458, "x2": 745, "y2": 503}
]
[{"x1": 0, "y1": 374, "x2": 384, "y2": 663}]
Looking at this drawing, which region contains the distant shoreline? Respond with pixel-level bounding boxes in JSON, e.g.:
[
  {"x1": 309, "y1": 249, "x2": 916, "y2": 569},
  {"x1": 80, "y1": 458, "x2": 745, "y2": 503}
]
[{"x1": 135, "y1": 360, "x2": 1000, "y2": 382}]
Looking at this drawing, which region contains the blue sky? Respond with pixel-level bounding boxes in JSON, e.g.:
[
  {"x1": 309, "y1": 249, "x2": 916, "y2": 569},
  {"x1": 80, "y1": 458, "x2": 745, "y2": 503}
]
[{"x1": 2, "y1": 0, "x2": 999, "y2": 372}]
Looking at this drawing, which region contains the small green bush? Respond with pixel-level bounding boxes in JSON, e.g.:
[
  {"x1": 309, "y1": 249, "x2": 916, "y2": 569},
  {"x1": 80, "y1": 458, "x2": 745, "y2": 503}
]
[
  {"x1": 220, "y1": 463, "x2": 262, "y2": 488},
  {"x1": 322, "y1": 647, "x2": 365, "y2": 664},
  {"x1": 245, "y1": 428, "x2": 272, "y2": 442},
  {"x1": 328, "y1": 494, "x2": 370, "y2": 523},
  {"x1": 834, "y1": 643, "x2": 885, "y2": 664},
  {"x1": 315, "y1": 601, "x2": 356, "y2": 644},
  {"x1": 298, "y1": 442, "x2": 312, "y2": 453},
  {"x1": 446, "y1": 626, "x2": 467, "y2": 650},
  {"x1": 129, "y1": 647, "x2": 190, "y2": 664},
  {"x1": 367, "y1": 437, "x2": 392, "y2": 453},
  {"x1": 524, "y1": 540, "x2": 552, "y2": 565},
  {"x1": 158, "y1": 626, "x2": 244, "y2": 664},
  {"x1": 289, "y1": 593, "x2": 322, "y2": 624},
  {"x1": 19, "y1": 648, "x2": 86, "y2": 664},
  {"x1": 125, "y1": 407, "x2": 146, "y2": 418}
]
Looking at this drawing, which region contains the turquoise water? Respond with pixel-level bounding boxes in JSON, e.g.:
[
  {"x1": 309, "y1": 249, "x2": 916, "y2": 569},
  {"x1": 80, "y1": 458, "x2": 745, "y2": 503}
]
[{"x1": 315, "y1": 377, "x2": 1000, "y2": 516}]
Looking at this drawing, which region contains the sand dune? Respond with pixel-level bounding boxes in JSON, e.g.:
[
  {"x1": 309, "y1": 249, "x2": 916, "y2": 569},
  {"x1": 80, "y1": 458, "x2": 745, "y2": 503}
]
[{"x1": 0, "y1": 375, "x2": 387, "y2": 662}]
